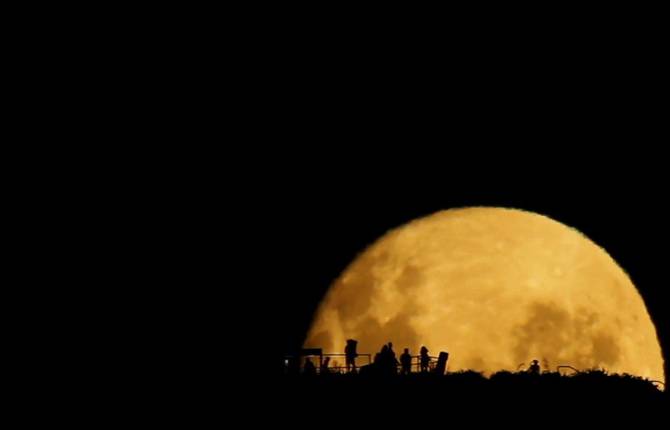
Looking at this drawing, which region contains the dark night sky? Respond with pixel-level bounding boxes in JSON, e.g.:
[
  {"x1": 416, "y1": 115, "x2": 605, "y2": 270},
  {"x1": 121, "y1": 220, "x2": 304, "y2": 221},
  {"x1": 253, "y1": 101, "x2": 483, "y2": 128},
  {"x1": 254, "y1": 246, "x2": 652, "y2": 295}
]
[{"x1": 266, "y1": 170, "x2": 669, "y2": 380}]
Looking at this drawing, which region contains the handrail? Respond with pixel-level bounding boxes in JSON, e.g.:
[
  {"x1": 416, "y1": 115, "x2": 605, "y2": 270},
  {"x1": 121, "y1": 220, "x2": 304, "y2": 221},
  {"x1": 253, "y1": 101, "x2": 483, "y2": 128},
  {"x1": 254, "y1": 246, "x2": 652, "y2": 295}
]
[
  {"x1": 284, "y1": 352, "x2": 442, "y2": 374},
  {"x1": 557, "y1": 365, "x2": 579, "y2": 375}
]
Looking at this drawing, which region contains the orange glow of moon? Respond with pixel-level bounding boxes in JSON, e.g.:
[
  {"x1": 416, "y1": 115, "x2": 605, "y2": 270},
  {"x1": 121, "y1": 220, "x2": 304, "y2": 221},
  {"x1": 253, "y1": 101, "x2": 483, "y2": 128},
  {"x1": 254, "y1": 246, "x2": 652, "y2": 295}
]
[{"x1": 305, "y1": 207, "x2": 664, "y2": 383}]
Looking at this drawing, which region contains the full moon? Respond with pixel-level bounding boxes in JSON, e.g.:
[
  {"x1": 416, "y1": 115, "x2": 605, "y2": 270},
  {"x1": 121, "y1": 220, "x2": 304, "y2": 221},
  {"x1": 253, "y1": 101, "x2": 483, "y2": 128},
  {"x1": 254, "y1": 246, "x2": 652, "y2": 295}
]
[{"x1": 305, "y1": 207, "x2": 664, "y2": 383}]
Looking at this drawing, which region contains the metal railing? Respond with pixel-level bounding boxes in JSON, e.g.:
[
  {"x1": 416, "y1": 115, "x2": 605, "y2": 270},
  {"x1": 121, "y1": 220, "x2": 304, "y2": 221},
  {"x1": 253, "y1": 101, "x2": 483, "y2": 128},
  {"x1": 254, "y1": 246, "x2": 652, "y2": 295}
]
[
  {"x1": 650, "y1": 380, "x2": 665, "y2": 389},
  {"x1": 319, "y1": 353, "x2": 373, "y2": 373},
  {"x1": 285, "y1": 353, "x2": 441, "y2": 374},
  {"x1": 557, "y1": 365, "x2": 579, "y2": 375}
]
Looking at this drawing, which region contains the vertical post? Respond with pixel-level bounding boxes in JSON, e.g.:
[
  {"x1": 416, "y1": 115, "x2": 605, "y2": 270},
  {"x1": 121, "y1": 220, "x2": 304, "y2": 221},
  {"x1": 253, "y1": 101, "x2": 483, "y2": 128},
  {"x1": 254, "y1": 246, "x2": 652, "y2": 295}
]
[{"x1": 434, "y1": 352, "x2": 449, "y2": 375}]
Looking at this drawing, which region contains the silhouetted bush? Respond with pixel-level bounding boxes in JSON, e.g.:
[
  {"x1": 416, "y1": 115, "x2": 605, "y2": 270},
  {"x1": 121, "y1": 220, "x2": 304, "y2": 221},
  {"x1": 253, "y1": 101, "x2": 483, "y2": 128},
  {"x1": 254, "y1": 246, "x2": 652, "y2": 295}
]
[{"x1": 279, "y1": 367, "x2": 665, "y2": 421}]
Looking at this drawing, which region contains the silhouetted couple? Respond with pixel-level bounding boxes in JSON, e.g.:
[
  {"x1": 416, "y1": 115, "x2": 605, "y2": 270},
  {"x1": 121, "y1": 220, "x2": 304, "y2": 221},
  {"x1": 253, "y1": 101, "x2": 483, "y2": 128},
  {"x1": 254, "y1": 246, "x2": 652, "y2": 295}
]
[{"x1": 374, "y1": 342, "x2": 400, "y2": 375}]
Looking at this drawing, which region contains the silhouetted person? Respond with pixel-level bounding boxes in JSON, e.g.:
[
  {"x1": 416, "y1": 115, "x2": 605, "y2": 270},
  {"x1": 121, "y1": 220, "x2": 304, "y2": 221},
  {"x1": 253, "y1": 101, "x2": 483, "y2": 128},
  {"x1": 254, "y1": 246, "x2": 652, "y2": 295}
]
[
  {"x1": 387, "y1": 342, "x2": 398, "y2": 370},
  {"x1": 320, "y1": 357, "x2": 330, "y2": 374},
  {"x1": 420, "y1": 346, "x2": 430, "y2": 372},
  {"x1": 528, "y1": 359, "x2": 540, "y2": 375},
  {"x1": 400, "y1": 348, "x2": 412, "y2": 375},
  {"x1": 303, "y1": 358, "x2": 316, "y2": 376},
  {"x1": 345, "y1": 339, "x2": 358, "y2": 373}
]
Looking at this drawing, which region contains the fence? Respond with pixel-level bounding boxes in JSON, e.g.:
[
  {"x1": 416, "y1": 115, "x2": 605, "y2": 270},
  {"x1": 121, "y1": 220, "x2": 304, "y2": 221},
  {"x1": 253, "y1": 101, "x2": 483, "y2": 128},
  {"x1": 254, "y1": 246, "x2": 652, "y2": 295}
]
[{"x1": 284, "y1": 352, "x2": 441, "y2": 374}]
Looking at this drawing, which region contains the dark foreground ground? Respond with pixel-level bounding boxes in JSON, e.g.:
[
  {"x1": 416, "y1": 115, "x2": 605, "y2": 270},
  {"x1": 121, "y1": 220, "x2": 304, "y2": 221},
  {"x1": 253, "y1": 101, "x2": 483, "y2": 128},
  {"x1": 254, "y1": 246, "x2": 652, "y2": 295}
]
[{"x1": 276, "y1": 370, "x2": 667, "y2": 425}]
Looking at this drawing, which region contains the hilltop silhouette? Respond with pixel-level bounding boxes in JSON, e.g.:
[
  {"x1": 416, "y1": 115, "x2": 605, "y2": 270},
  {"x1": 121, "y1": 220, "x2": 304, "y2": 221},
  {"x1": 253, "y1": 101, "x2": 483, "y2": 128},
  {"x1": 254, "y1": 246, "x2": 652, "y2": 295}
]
[
  {"x1": 278, "y1": 369, "x2": 665, "y2": 424},
  {"x1": 283, "y1": 366, "x2": 663, "y2": 398},
  {"x1": 279, "y1": 342, "x2": 665, "y2": 423}
]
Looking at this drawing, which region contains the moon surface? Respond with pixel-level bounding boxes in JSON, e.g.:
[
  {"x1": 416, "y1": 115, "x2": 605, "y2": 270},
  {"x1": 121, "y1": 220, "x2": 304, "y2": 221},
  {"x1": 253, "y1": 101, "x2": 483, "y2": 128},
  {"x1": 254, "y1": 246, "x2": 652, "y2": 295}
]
[{"x1": 305, "y1": 207, "x2": 664, "y2": 383}]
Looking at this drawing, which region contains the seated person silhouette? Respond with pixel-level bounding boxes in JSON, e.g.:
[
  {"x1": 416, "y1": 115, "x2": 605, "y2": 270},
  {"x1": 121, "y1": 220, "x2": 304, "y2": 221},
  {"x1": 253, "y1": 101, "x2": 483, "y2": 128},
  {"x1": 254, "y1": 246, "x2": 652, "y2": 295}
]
[
  {"x1": 320, "y1": 357, "x2": 331, "y2": 374},
  {"x1": 528, "y1": 359, "x2": 541, "y2": 375},
  {"x1": 303, "y1": 357, "x2": 316, "y2": 376}
]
